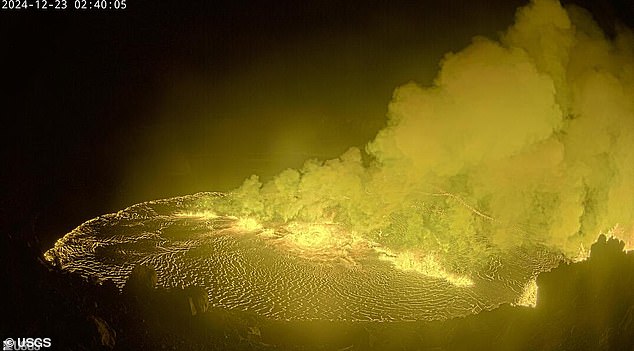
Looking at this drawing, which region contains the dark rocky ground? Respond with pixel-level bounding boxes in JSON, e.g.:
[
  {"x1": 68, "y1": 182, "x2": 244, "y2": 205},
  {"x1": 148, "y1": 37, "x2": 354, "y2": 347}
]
[{"x1": 3, "y1": 222, "x2": 634, "y2": 350}]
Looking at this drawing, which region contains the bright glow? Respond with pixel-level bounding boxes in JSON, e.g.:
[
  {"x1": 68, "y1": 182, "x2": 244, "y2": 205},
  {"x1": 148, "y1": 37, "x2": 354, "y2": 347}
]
[
  {"x1": 515, "y1": 278, "x2": 538, "y2": 307},
  {"x1": 610, "y1": 224, "x2": 634, "y2": 252},
  {"x1": 235, "y1": 217, "x2": 262, "y2": 232},
  {"x1": 284, "y1": 222, "x2": 345, "y2": 249},
  {"x1": 377, "y1": 249, "x2": 474, "y2": 287},
  {"x1": 273, "y1": 222, "x2": 368, "y2": 265},
  {"x1": 279, "y1": 222, "x2": 473, "y2": 286},
  {"x1": 174, "y1": 210, "x2": 218, "y2": 219},
  {"x1": 573, "y1": 242, "x2": 591, "y2": 262}
]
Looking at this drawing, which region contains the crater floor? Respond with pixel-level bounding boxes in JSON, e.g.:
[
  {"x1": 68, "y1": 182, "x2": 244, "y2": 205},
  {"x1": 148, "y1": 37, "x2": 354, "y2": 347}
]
[{"x1": 45, "y1": 193, "x2": 561, "y2": 321}]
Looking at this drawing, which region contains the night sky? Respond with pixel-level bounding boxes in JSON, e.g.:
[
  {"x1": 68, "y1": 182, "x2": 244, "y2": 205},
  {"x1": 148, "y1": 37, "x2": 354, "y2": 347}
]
[{"x1": 2, "y1": 0, "x2": 633, "y2": 248}]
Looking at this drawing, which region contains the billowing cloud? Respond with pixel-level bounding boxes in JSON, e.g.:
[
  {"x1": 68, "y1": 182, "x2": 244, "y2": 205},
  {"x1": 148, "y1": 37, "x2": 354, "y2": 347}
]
[{"x1": 220, "y1": 0, "x2": 634, "y2": 271}]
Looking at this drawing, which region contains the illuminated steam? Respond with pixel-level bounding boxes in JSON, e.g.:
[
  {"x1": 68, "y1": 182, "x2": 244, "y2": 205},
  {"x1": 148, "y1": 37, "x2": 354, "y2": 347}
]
[{"x1": 214, "y1": 0, "x2": 634, "y2": 270}]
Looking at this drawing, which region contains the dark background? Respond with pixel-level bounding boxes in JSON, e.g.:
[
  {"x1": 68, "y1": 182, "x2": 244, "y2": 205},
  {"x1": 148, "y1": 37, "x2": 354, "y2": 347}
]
[{"x1": 1, "y1": 0, "x2": 632, "y2": 258}]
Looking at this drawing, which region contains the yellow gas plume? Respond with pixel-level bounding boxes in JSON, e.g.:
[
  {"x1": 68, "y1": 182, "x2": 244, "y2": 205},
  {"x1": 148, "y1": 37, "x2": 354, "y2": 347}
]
[{"x1": 209, "y1": 0, "x2": 634, "y2": 274}]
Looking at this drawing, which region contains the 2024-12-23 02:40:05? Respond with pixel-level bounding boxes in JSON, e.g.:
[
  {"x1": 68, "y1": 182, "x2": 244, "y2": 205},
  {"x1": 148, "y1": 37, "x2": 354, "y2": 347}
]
[{"x1": 1, "y1": 0, "x2": 126, "y2": 9}]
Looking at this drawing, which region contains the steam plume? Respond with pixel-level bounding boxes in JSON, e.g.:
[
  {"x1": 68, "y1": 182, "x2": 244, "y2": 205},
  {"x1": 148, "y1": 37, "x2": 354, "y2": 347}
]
[{"x1": 215, "y1": 0, "x2": 634, "y2": 270}]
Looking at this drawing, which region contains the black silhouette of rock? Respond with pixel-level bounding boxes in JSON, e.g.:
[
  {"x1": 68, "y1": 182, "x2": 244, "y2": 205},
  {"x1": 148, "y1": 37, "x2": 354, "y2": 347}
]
[
  {"x1": 90, "y1": 315, "x2": 116, "y2": 349},
  {"x1": 122, "y1": 265, "x2": 157, "y2": 297},
  {"x1": 531, "y1": 234, "x2": 634, "y2": 350},
  {"x1": 184, "y1": 286, "x2": 209, "y2": 316}
]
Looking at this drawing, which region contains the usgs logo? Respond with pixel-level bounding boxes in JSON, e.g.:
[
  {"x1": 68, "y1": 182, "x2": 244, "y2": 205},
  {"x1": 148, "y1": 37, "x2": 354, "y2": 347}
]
[{"x1": 3, "y1": 338, "x2": 51, "y2": 351}]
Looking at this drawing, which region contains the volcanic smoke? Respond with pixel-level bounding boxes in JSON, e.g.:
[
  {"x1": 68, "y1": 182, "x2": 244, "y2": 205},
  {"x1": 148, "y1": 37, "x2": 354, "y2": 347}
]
[{"x1": 217, "y1": 0, "x2": 634, "y2": 268}]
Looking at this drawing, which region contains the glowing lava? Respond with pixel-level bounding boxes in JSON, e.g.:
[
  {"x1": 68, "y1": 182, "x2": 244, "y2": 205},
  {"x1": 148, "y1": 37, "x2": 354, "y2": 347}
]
[{"x1": 45, "y1": 193, "x2": 561, "y2": 321}]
